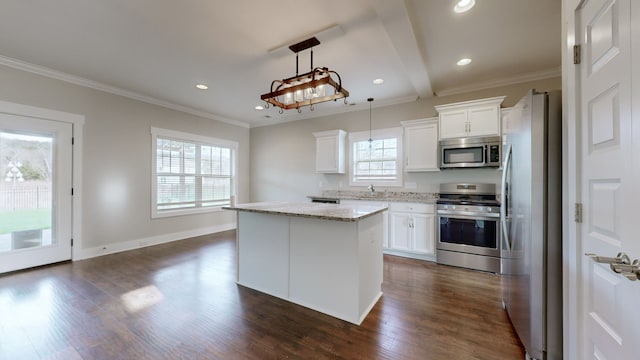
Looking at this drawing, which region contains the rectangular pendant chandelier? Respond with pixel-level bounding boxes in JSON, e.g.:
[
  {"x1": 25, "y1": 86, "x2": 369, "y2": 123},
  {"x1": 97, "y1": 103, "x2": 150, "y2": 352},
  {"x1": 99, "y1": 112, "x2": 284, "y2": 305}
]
[{"x1": 260, "y1": 37, "x2": 349, "y2": 112}]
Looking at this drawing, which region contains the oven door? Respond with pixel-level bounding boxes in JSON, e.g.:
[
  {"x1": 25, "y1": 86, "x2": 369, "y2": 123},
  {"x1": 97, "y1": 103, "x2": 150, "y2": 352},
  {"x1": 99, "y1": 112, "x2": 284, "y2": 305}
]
[{"x1": 437, "y1": 212, "x2": 500, "y2": 257}]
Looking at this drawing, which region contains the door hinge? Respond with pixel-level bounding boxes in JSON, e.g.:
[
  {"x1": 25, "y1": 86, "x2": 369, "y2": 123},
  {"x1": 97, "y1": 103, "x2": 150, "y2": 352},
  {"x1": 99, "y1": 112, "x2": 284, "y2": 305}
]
[
  {"x1": 71, "y1": 238, "x2": 74, "y2": 247},
  {"x1": 574, "y1": 203, "x2": 583, "y2": 223},
  {"x1": 71, "y1": 188, "x2": 74, "y2": 196},
  {"x1": 71, "y1": 137, "x2": 75, "y2": 145},
  {"x1": 573, "y1": 44, "x2": 581, "y2": 65}
]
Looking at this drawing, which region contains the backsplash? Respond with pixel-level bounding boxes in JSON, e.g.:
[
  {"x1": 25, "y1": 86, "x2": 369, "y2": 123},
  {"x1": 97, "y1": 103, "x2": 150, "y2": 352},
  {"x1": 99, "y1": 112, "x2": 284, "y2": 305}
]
[
  {"x1": 322, "y1": 190, "x2": 439, "y2": 202},
  {"x1": 317, "y1": 168, "x2": 502, "y2": 194}
]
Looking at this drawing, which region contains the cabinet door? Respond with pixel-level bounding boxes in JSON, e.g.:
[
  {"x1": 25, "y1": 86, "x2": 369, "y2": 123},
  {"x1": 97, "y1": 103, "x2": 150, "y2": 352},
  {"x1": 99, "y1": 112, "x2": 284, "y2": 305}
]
[
  {"x1": 467, "y1": 105, "x2": 500, "y2": 137},
  {"x1": 316, "y1": 135, "x2": 340, "y2": 173},
  {"x1": 405, "y1": 122, "x2": 439, "y2": 171},
  {"x1": 389, "y1": 212, "x2": 411, "y2": 251},
  {"x1": 411, "y1": 214, "x2": 435, "y2": 255},
  {"x1": 439, "y1": 110, "x2": 468, "y2": 139}
]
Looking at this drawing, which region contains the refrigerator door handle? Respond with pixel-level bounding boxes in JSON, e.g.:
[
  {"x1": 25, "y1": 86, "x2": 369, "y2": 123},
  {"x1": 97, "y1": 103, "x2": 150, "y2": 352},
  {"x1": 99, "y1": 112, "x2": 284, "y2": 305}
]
[{"x1": 501, "y1": 144, "x2": 512, "y2": 252}]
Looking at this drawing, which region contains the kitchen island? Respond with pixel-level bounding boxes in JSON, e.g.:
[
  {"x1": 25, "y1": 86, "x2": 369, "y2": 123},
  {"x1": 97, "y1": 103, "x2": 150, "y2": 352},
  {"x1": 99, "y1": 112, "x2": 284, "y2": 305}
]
[{"x1": 223, "y1": 201, "x2": 387, "y2": 325}]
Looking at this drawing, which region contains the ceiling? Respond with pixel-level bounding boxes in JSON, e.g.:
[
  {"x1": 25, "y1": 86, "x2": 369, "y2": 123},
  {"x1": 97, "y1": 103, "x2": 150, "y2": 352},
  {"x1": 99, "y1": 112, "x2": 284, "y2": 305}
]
[{"x1": 0, "y1": 0, "x2": 561, "y2": 128}]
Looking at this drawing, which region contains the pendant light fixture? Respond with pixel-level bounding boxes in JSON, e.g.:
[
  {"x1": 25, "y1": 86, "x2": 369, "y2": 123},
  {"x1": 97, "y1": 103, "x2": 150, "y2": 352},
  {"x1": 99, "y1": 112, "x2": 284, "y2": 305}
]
[
  {"x1": 260, "y1": 37, "x2": 349, "y2": 114},
  {"x1": 368, "y1": 97, "x2": 374, "y2": 147}
]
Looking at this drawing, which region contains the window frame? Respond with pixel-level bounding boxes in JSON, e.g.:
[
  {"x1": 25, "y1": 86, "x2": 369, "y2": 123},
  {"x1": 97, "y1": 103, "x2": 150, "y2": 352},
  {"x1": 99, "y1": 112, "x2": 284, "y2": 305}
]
[
  {"x1": 348, "y1": 127, "x2": 404, "y2": 187},
  {"x1": 151, "y1": 127, "x2": 238, "y2": 219}
]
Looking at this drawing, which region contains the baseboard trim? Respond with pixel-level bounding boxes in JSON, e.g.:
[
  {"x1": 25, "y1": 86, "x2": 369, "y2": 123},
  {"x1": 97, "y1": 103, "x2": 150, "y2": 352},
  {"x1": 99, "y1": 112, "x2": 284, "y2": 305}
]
[{"x1": 74, "y1": 223, "x2": 236, "y2": 260}]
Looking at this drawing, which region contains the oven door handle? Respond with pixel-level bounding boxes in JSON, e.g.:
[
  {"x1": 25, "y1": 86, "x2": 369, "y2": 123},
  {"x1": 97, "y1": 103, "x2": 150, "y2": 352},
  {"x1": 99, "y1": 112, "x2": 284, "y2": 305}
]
[
  {"x1": 501, "y1": 144, "x2": 512, "y2": 253},
  {"x1": 437, "y1": 212, "x2": 500, "y2": 220}
]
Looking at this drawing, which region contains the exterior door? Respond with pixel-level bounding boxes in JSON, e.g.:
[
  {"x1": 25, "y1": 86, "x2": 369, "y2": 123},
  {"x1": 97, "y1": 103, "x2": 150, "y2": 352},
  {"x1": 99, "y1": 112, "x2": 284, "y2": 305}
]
[
  {"x1": 574, "y1": 0, "x2": 640, "y2": 358},
  {"x1": 0, "y1": 113, "x2": 73, "y2": 273}
]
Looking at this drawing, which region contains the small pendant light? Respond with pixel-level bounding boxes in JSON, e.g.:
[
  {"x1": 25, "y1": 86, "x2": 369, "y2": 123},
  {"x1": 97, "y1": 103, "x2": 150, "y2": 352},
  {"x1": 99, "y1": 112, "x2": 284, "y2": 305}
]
[{"x1": 367, "y1": 97, "x2": 374, "y2": 146}]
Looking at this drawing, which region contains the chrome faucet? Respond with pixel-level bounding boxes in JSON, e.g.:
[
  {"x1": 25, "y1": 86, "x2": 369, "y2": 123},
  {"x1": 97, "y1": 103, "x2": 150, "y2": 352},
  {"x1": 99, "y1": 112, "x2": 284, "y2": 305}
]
[{"x1": 367, "y1": 184, "x2": 375, "y2": 194}]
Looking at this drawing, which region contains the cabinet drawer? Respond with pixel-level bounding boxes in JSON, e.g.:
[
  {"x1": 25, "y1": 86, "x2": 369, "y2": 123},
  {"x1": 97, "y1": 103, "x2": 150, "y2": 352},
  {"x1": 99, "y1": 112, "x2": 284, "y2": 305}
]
[{"x1": 388, "y1": 202, "x2": 434, "y2": 213}]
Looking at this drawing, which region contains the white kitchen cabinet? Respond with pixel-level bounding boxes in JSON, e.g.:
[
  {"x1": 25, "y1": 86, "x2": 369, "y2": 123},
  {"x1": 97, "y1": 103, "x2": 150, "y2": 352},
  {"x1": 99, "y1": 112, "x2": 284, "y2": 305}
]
[
  {"x1": 339, "y1": 199, "x2": 389, "y2": 249},
  {"x1": 401, "y1": 118, "x2": 439, "y2": 172},
  {"x1": 313, "y1": 129, "x2": 346, "y2": 174},
  {"x1": 387, "y1": 202, "x2": 435, "y2": 260},
  {"x1": 435, "y1": 96, "x2": 505, "y2": 139},
  {"x1": 411, "y1": 213, "x2": 435, "y2": 254}
]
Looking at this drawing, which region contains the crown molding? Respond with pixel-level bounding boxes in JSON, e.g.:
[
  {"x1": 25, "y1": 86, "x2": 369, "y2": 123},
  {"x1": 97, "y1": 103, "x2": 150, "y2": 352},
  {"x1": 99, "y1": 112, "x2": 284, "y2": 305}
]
[
  {"x1": 435, "y1": 67, "x2": 562, "y2": 97},
  {"x1": 0, "y1": 55, "x2": 250, "y2": 129}
]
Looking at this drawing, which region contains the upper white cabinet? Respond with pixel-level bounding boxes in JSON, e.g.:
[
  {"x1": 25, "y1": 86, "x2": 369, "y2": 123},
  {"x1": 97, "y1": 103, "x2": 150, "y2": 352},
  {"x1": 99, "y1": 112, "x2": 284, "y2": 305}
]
[
  {"x1": 313, "y1": 129, "x2": 346, "y2": 174},
  {"x1": 435, "y1": 96, "x2": 505, "y2": 139},
  {"x1": 401, "y1": 118, "x2": 439, "y2": 172}
]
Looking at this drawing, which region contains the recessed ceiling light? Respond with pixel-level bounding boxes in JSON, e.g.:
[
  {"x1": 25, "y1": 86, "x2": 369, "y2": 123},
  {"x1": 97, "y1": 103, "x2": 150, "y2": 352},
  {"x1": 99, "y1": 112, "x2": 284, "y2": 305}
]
[
  {"x1": 454, "y1": 0, "x2": 475, "y2": 13},
  {"x1": 255, "y1": 104, "x2": 265, "y2": 110},
  {"x1": 373, "y1": 78, "x2": 385, "y2": 85},
  {"x1": 457, "y1": 58, "x2": 472, "y2": 66},
  {"x1": 195, "y1": 84, "x2": 209, "y2": 90}
]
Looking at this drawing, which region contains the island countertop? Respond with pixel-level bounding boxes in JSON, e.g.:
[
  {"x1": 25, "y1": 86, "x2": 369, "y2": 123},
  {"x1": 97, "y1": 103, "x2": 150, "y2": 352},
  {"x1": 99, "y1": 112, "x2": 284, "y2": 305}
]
[{"x1": 223, "y1": 201, "x2": 388, "y2": 222}]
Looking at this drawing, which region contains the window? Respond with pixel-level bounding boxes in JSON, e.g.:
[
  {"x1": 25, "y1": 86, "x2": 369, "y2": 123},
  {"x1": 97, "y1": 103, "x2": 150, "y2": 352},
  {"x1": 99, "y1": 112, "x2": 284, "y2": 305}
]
[
  {"x1": 151, "y1": 127, "x2": 237, "y2": 218},
  {"x1": 349, "y1": 127, "x2": 403, "y2": 187}
]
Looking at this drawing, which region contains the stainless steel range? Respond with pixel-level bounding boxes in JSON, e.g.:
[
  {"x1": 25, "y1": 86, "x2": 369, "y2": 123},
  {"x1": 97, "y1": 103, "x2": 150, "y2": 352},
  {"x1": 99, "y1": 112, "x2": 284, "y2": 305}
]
[{"x1": 436, "y1": 183, "x2": 501, "y2": 273}]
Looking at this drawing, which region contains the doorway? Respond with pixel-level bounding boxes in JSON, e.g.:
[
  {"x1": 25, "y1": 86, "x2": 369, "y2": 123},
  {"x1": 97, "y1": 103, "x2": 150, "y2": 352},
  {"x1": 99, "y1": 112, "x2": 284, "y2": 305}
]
[{"x1": 0, "y1": 102, "x2": 82, "y2": 273}]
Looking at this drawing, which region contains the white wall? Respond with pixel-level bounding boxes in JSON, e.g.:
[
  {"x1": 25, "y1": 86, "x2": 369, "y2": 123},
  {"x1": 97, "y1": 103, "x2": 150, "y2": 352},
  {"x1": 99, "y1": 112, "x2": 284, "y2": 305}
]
[
  {"x1": 250, "y1": 77, "x2": 562, "y2": 201},
  {"x1": 0, "y1": 64, "x2": 250, "y2": 256}
]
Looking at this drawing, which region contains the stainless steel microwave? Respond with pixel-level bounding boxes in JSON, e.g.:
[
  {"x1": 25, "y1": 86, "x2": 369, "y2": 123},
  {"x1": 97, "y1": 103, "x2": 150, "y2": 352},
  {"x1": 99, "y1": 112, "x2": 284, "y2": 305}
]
[{"x1": 439, "y1": 136, "x2": 501, "y2": 169}]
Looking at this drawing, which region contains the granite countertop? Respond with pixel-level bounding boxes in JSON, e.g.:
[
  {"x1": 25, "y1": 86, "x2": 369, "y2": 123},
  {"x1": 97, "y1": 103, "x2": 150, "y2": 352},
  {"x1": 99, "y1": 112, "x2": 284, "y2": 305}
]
[
  {"x1": 223, "y1": 201, "x2": 388, "y2": 222},
  {"x1": 309, "y1": 190, "x2": 439, "y2": 204}
]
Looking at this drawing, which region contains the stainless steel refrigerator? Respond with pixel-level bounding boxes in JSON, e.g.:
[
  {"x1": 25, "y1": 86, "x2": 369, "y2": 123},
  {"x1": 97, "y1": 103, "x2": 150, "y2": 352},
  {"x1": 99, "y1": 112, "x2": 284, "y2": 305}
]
[{"x1": 501, "y1": 90, "x2": 562, "y2": 360}]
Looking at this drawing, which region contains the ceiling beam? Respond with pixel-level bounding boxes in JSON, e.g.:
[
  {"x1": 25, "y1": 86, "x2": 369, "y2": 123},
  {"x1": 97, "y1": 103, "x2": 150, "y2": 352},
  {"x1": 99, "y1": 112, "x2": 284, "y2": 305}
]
[{"x1": 371, "y1": 0, "x2": 433, "y2": 98}]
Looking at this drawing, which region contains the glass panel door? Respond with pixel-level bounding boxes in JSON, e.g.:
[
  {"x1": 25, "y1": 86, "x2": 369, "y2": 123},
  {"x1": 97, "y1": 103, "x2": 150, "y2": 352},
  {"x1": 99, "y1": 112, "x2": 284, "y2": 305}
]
[
  {"x1": 0, "y1": 113, "x2": 72, "y2": 273},
  {"x1": 1, "y1": 134, "x2": 52, "y2": 251}
]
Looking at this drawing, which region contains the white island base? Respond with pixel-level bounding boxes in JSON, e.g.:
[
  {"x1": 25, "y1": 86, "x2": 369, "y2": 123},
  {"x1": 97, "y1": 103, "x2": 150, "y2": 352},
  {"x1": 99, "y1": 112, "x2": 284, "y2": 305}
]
[{"x1": 234, "y1": 207, "x2": 384, "y2": 325}]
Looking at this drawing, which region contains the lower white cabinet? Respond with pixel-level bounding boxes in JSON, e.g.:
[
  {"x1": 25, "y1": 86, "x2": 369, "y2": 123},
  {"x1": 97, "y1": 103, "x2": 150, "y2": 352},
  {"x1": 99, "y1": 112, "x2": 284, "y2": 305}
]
[
  {"x1": 388, "y1": 202, "x2": 436, "y2": 260},
  {"x1": 337, "y1": 199, "x2": 436, "y2": 262}
]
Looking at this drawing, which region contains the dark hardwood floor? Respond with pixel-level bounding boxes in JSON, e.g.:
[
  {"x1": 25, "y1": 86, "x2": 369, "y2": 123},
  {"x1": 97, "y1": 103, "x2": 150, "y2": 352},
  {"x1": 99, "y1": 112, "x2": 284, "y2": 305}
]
[{"x1": 0, "y1": 231, "x2": 524, "y2": 359}]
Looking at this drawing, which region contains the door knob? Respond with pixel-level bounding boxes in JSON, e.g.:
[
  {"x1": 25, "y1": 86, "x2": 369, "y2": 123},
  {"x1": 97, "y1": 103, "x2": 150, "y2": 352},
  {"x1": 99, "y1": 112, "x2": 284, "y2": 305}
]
[{"x1": 585, "y1": 252, "x2": 640, "y2": 281}]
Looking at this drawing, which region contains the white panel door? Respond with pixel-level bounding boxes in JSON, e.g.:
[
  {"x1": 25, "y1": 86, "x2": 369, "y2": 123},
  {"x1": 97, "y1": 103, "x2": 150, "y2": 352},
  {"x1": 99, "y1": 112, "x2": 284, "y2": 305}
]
[
  {"x1": 404, "y1": 121, "x2": 439, "y2": 171},
  {"x1": 577, "y1": 0, "x2": 640, "y2": 358},
  {"x1": 411, "y1": 213, "x2": 435, "y2": 255},
  {"x1": 389, "y1": 212, "x2": 411, "y2": 251},
  {"x1": 0, "y1": 114, "x2": 73, "y2": 273},
  {"x1": 439, "y1": 110, "x2": 468, "y2": 139},
  {"x1": 467, "y1": 105, "x2": 500, "y2": 137},
  {"x1": 316, "y1": 135, "x2": 338, "y2": 173}
]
